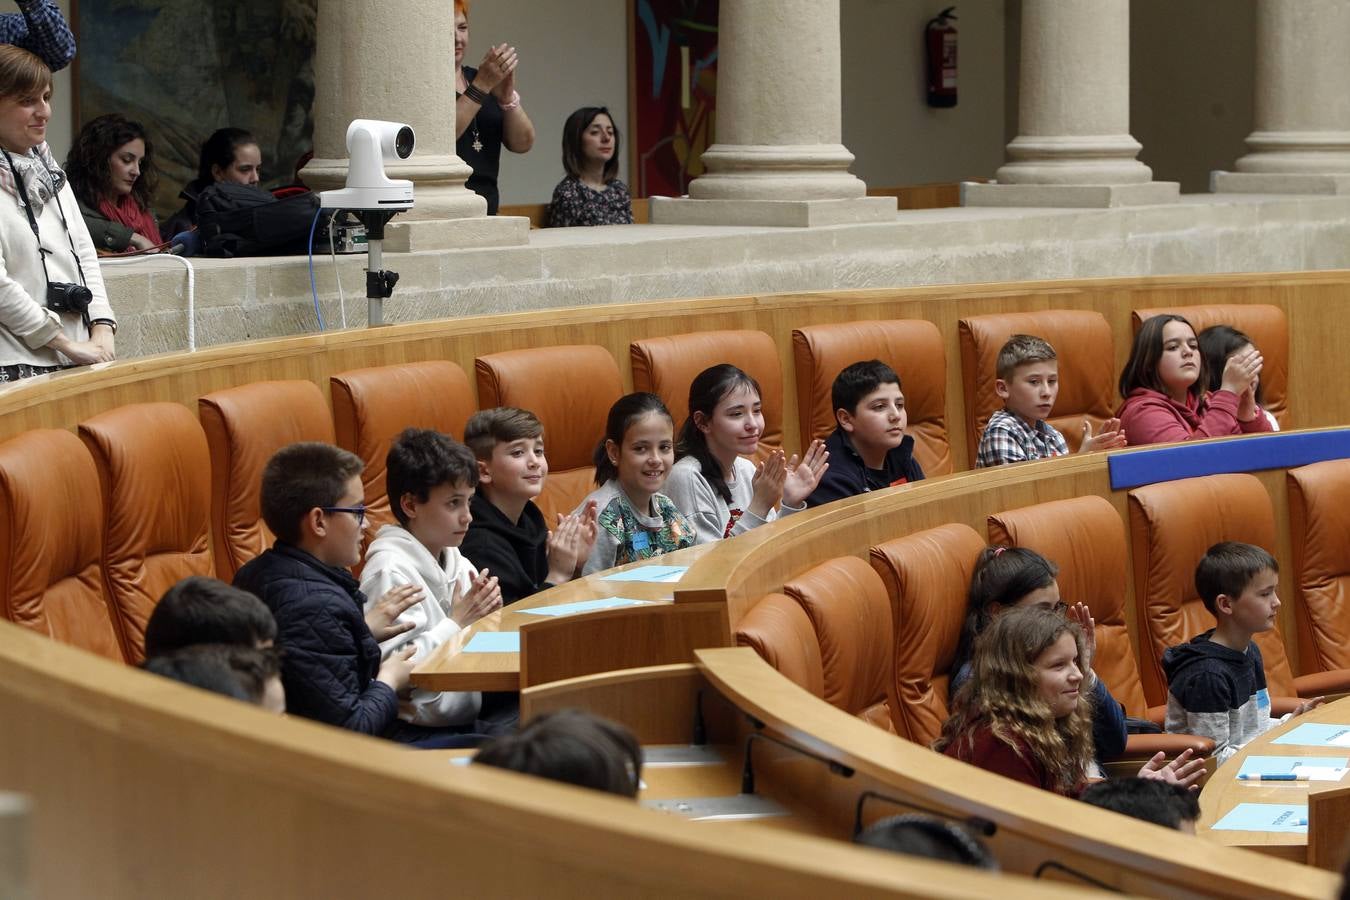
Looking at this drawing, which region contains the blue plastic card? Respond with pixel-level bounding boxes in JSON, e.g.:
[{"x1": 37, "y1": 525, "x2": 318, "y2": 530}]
[
  {"x1": 1271, "y1": 724, "x2": 1350, "y2": 748},
  {"x1": 1237, "y1": 756, "x2": 1350, "y2": 777},
  {"x1": 1211, "y1": 803, "x2": 1308, "y2": 833},
  {"x1": 599, "y1": 565, "x2": 689, "y2": 583},
  {"x1": 460, "y1": 631, "x2": 520, "y2": 653},
  {"x1": 516, "y1": 597, "x2": 653, "y2": 618}
]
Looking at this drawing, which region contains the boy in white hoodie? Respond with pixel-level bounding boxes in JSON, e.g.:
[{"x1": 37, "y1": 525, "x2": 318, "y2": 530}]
[{"x1": 360, "y1": 428, "x2": 503, "y2": 731}]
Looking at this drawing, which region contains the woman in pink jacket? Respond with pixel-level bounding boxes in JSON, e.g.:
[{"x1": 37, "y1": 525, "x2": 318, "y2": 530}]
[{"x1": 1116, "y1": 314, "x2": 1274, "y2": 446}]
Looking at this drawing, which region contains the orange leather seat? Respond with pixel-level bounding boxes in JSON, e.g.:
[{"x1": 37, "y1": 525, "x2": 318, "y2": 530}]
[
  {"x1": 0, "y1": 429, "x2": 122, "y2": 661},
  {"x1": 199, "y1": 380, "x2": 336, "y2": 581},
  {"x1": 631, "y1": 330, "x2": 784, "y2": 459},
  {"x1": 869, "y1": 523, "x2": 984, "y2": 744},
  {"x1": 784, "y1": 556, "x2": 897, "y2": 733},
  {"x1": 791, "y1": 320, "x2": 951, "y2": 475},
  {"x1": 734, "y1": 592, "x2": 825, "y2": 699},
  {"x1": 79, "y1": 403, "x2": 214, "y2": 663},
  {"x1": 1288, "y1": 459, "x2": 1350, "y2": 672},
  {"x1": 331, "y1": 361, "x2": 476, "y2": 543},
  {"x1": 988, "y1": 496, "x2": 1212, "y2": 755},
  {"x1": 1128, "y1": 474, "x2": 1350, "y2": 710},
  {"x1": 958, "y1": 310, "x2": 1116, "y2": 460},
  {"x1": 1132, "y1": 304, "x2": 1289, "y2": 427},
  {"x1": 476, "y1": 346, "x2": 623, "y2": 523}
]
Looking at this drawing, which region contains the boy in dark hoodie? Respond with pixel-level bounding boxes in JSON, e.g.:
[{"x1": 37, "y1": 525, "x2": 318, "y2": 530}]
[
  {"x1": 460, "y1": 407, "x2": 598, "y2": 605},
  {"x1": 1163, "y1": 542, "x2": 1322, "y2": 763},
  {"x1": 805, "y1": 360, "x2": 923, "y2": 508}
]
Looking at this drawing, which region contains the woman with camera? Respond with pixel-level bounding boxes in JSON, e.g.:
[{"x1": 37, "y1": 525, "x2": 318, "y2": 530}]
[
  {"x1": 0, "y1": 46, "x2": 114, "y2": 382},
  {"x1": 65, "y1": 113, "x2": 163, "y2": 254},
  {"x1": 453, "y1": 0, "x2": 534, "y2": 215}
]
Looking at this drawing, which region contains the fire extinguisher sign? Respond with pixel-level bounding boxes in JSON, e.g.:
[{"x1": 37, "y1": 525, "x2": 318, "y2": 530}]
[{"x1": 925, "y1": 6, "x2": 958, "y2": 108}]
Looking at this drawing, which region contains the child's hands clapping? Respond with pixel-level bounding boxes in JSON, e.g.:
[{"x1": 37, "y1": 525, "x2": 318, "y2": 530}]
[
  {"x1": 574, "y1": 499, "x2": 599, "y2": 576},
  {"x1": 376, "y1": 644, "x2": 418, "y2": 696},
  {"x1": 1220, "y1": 345, "x2": 1262, "y2": 398},
  {"x1": 781, "y1": 439, "x2": 830, "y2": 508},
  {"x1": 1065, "y1": 601, "x2": 1097, "y2": 676},
  {"x1": 748, "y1": 450, "x2": 788, "y2": 519},
  {"x1": 365, "y1": 583, "x2": 423, "y2": 642},
  {"x1": 1137, "y1": 748, "x2": 1207, "y2": 791},
  {"x1": 547, "y1": 514, "x2": 583, "y2": 585},
  {"x1": 1079, "y1": 418, "x2": 1127, "y2": 454},
  {"x1": 450, "y1": 569, "x2": 502, "y2": 628}
]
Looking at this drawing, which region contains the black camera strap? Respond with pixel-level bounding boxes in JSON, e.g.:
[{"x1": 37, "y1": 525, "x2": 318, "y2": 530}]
[{"x1": 0, "y1": 146, "x2": 91, "y2": 329}]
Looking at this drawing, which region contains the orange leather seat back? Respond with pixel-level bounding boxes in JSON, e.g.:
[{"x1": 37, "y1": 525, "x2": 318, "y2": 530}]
[
  {"x1": 1132, "y1": 304, "x2": 1289, "y2": 427},
  {"x1": 631, "y1": 330, "x2": 784, "y2": 460},
  {"x1": 78, "y1": 403, "x2": 214, "y2": 663},
  {"x1": 199, "y1": 380, "x2": 336, "y2": 581},
  {"x1": 791, "y1": 320, "x2": 951, "y2": 475},
  {"x1": 734, "y1": 592, "x2": 825, "y2": 699},
  {"x1": 476, "y1": 346, "x2": 623, "y2": 523},
  {"x1": 331, "y1": 361, "x2": 476, "y2": 543},
  {"x1": 1287, "y1": 459, "x2": 1350, "y2": 672},
  {"x1": 870, "y1": 523, "x2": 984, "y2": 744},
  {"x1": 958, "y1": 310, "x2": 1116, "y2": 459},
  {"x1": 987, "y1": 495, "x2": 1147, "y2": 717},
  {"x1": 784, "y1": 556, "x2": 897, "y2": 732},
  {"x1": 1128, "y1": 474, "x2": 1295, "y2": 704},
  {"x1": 0, "y1": 429, "x2": 122, "y2": 661}
]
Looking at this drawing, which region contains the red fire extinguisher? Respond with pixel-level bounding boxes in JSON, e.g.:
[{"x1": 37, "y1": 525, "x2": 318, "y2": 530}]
[{"x1": 925, "y1": 6, "x2": 958, "y2": 108}]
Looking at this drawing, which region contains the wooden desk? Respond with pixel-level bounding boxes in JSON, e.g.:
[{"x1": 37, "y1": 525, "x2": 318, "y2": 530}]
[
  {"x1": 412, "y1": 543, "x2": 714, "y2": 692},
  {"x1": 1198, "y1": 695, "x2": 1350, "y2": 863}
]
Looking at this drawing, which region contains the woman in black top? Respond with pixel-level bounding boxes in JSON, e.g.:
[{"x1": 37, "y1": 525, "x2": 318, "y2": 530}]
[
  {"x1": 548, "y1": 106, "x2": 633, "y2": 228},
  {"x1": 453, "y1": 0, "x2": 534, "y2": 214}
]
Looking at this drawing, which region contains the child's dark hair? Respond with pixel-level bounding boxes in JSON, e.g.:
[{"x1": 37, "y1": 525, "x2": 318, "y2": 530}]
[
  {"x1": 195, "y1": 126, "x2": 258, "y2": 189},
  {"x1": 593, "y1": 392, "x2": 673, "y2": 485},
  {"x1": 1198, "y1": 324, "x2": 1266, "y2": 405},
  {"x1": 259, "y1": 442, "x2": 365, "y2": 544},
  {"x1": 144, "y1": 576, "x2": 277, "y2": 656},
  {"x1": 64, "y1": 113, "x2": 158, "y2": 211},
  {"x1": 676, "y1": 364, "x2": 762, "y2": 504},
  {"x1": 952, "y1": 546, "x2": 1060, "y2": 678},
  {"x1": 855, "y1": 815, "x2": 999, "y2": 870},
  {"x1": 1118, "y1": 314, "x2": 1208, "y2": 402},
  {"x1": 561, "y1": 106, "x2": 620, "y2": 183},
  {"x1": 831, "y1": 359, "x2": 901, "y2": 419},
  {"x1": 1194, "y1": 541, "x2": 1278, "y2": 616},
  {"x1": 472, "y1": 708, "x2": 642, "y2": 797},
  {"x1": 385, "y1": 428, "x2": 478, "y2": 526},
  {"x1": 996, "y1": 334, "x2": 1057, "y2": 382},
  {"x1": 143, "y1": 646, "x2": 250, "y2": 702},
  {"x1": 1080, "y1": 778, "x2": 1200, "y2": 830},
  {"x1": 463, "y1": 407, "x2": 543, "y2": 461}
]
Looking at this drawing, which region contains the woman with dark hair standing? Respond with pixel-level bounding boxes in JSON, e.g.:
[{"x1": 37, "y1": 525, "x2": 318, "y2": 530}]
[
  {"x1": 65, "y1": 113, "x2": 161, "y2": 253},
  {"x1": 548, "y1": 107, "x2": 632, "y2": 227},
  {"x1": 0, "y1": 46, "x2": 115, "y2": 381},
  {"x1": 453, "y1": 0, "x2": 534, "y2": 215},
  {"x1": 163, "y1": 127, "x2": 262, "y2": 236}
]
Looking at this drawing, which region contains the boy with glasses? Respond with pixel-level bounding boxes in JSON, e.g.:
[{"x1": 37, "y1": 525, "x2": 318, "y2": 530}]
[{"x1": 234, "y1": 442, "x2": 475, "y2": 747}]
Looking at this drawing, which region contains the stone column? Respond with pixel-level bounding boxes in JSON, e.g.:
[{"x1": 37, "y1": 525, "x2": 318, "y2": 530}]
[
  {"x1": 302, "y1": 0, "x2": 526, "y2": 250},
  {"x1": 965, "y1": 0, "x2": 1178, "y2": 208},
  {"x1": 1212, "y1": 0, "x2": 1350, "y2": 194},
  {"x1": 649, "y1": 0, "x2": 895, "y2": 227}
]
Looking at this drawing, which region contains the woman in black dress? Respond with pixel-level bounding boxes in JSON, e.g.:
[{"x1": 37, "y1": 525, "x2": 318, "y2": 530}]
[{"x1": 453, "y1": 0, "x2": 534, "y2": 215}]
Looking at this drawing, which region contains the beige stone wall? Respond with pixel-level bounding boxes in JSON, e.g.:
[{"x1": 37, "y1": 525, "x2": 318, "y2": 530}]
[{"x1": 103, "y1": 194, "x2": 1350, "y2": 358}]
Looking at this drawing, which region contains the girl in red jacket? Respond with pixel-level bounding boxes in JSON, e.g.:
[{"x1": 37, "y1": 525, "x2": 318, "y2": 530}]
[{"x1": 1116, "y1": 314, "x2": 1273, "y2": 447}]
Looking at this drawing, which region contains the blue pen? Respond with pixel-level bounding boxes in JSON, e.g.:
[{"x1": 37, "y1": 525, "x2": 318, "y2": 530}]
[{"x1": 1237, "y1": 773, "x2": 1307, "y2": 781}]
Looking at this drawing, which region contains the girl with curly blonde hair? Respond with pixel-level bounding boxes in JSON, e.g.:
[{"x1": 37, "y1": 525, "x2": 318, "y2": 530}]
[{"x1": 935, "y1": 606, "x2": 1207, "y2": 796}]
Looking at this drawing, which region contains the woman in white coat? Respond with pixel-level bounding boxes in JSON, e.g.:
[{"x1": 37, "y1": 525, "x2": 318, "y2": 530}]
[{"x1": 0, "y1": 45, "x2": 114, "y2": 384}]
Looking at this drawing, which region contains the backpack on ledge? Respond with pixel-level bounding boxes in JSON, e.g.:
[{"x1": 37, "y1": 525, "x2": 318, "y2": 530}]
[{"x1": 196, "y1": 182, "x2": 328, "y2": 258}]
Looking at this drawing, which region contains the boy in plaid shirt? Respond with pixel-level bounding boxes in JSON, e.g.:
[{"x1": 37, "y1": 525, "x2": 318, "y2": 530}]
[{"x1": 976, "y1": 334, "x2": 1127, "y2": 467}]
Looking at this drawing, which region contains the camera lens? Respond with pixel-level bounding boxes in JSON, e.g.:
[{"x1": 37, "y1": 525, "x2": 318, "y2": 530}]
[{"x1": 395, "y1": 126, "x2": 414, "y2": 159}]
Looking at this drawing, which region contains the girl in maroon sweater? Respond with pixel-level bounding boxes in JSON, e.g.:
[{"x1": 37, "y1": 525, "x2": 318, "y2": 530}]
[
  {"x1": 935, "y1": 606, "x2": 1206, "y2": 796},
  {"x1": 1116, "y1": 314, "x2": 1274, "y2": 447}
]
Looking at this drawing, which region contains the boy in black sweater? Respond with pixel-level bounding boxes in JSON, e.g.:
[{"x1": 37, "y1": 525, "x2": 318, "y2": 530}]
[{"x1": 460, "y1": 408, "x2": 597, "y2": 605}]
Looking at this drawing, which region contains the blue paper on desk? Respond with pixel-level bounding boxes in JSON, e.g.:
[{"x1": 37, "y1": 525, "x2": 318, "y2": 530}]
[
  {"x1": 1271, "y1": 723, "x2": 1350, "y2": 748},
  {"x1": 516, "y1": 597, "x2": 654, "y2": 617},
  {"x1": 599, "y1": 565, "x2": 688, "y2": 583},
  {"x1": 460, "y1": 631, "x2": 520, "y2": 653},
  {"x1": 1211, "y1": 803, "x2": 1308, "y2": 833},
  {"x1": 1238, "y1": 756, "x2": 1350, "y2": 777}
]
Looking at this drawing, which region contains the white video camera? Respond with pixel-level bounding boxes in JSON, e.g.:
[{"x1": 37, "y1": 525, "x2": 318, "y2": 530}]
[{"x1": 320, "y1": 119, "x2": 415, "y2": 211}]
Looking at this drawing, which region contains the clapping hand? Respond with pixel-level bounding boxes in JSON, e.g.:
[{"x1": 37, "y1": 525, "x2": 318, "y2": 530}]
[
  {"x1": 781, "y1": 439, "x2": 829, "y2": 507},
  {"x1": 365, "y1": 583, "x2": 423, "y2": 642},
  {"x1": 450, "y1": 569, "x2": 502, "y2": 628},
  {"x1": 1080, "y1": 418, "x2": 1127, "y2": 453},
  {"x1": 1137, "y1": 748, "x2": 1207, "y2": 791},
  {"x1": 1065, "y1": 601, "x2": 1097, "y2": 675}
]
